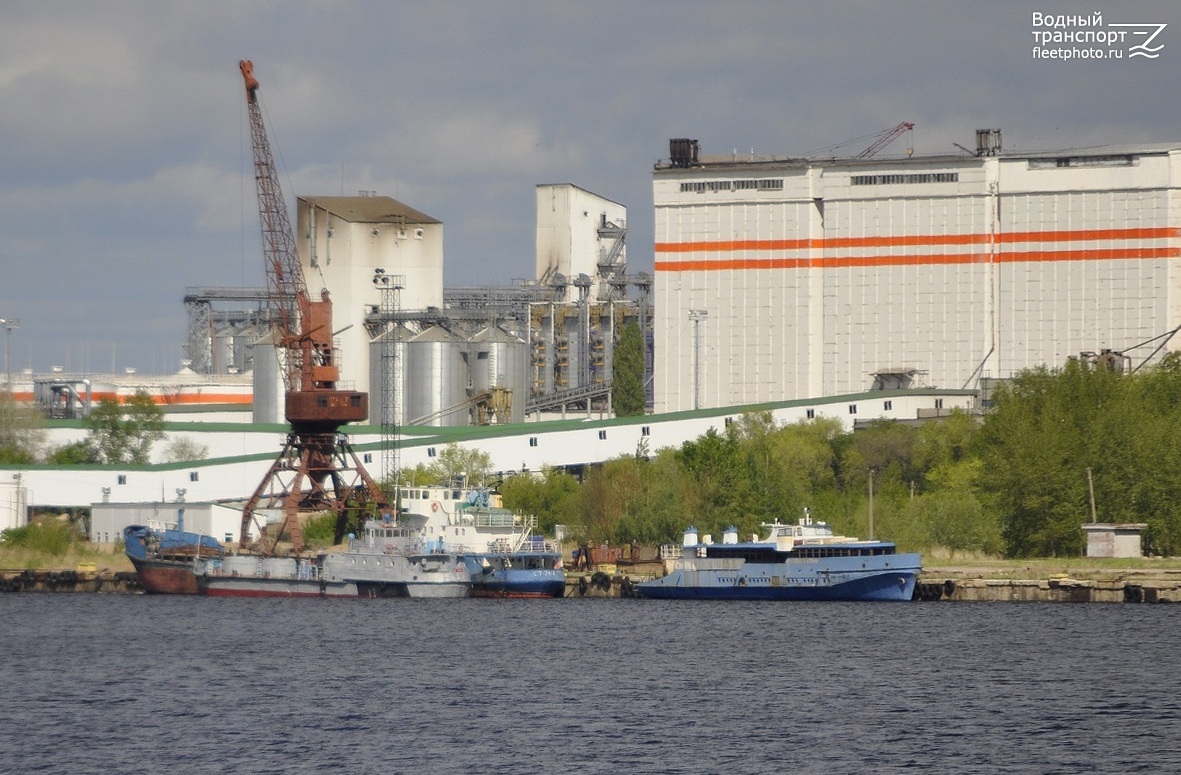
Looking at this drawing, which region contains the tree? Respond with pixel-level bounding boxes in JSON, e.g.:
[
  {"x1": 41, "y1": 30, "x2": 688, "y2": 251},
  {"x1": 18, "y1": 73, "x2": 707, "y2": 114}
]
[
  {"x1": 612, "y1": 322, "x2": 646, "y2": 416},
  {"x1": 675, "y1": 426, "x2": 747, "y2": 534},
  {"x1": 0, "y1": 392, "x2": 45, "y2": 463},
  {"x1": 427, "y1": 443, "x2": 493, "y2": 487},
  {"x1": 976, "y1": 359, "x2": 1150, "y2": 557},
  {"x1": 46, "y1": 440, "x2": 99, "y2": 464},
  {"x1": 83, "y1": 389, "x2": 165, "y2": 464},
  {"x1": 499, "y1": 467, "x2": 581, "y2": 535},
  {"x1": 162, "y1": 436, "x2": 209, "y2": 463}
]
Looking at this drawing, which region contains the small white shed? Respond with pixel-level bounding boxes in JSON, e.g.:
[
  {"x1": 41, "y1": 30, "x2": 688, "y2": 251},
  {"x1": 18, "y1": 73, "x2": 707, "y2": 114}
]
[{"x1": 1082, "y1": 523, "x2": 1147, "y2": 558}]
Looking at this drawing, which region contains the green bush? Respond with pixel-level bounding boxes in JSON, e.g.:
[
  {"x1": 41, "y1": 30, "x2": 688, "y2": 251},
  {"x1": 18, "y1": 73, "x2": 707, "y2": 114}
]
[{"x1": 1, "y1": 520, "x2": 84, "y2": 556}]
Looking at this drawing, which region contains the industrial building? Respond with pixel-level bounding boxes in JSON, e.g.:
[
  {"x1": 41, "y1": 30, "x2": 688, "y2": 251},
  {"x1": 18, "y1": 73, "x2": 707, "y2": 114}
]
[
  {"x1": 652, "y1": 132, "x2": 1181, "y2": 413},
  {"x1": 184, "y1": 183, "x2": 651, "y2": 427}
]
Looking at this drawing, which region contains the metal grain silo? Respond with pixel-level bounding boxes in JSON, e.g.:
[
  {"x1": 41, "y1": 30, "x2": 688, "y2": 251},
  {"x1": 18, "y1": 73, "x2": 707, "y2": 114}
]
[
  {"x1": 404, "y1": 326, "x2": 468, "y2": 427},
  {"x1": 251, "y1": 330, "x2": 284, "y2": 424},
  {"x1": 368, "y1": 324, "x2": 411, "y2": 427},
  {"x1": 469, "y1": 326, "x2": 528, "y2": 424}
]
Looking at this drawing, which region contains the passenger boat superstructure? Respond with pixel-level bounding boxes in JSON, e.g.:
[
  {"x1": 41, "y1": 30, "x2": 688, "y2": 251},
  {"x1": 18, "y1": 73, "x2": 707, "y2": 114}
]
[{"x1": 637, "y1": 515, "x2": 920, "y2": 601}]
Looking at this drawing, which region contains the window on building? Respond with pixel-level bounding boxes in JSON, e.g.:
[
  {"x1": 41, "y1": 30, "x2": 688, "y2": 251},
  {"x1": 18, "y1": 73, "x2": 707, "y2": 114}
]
[
  {"x1": 884, "y1": 400, "x2": 893, "y2": 411},
  {"x1": 598, "y1": 430, "x2": 607, "y2": 440},
  {"x1": 189, "y1": 471, "x2": 199, "y2": 482},
  {"x1": 117, "y1": 475, "x2": 127, "y2": 485},
  {"x1": 935, "y1": 398, "x2": 944, "y2": 409},
  {"x1": 851, "y1": 172, "x2": 959, "y2": 186},
  {"x1": 848, "y1": 405, "x2": 858, "y2": 415},
  {"x1": 806, "y1": 409, "x2": 815, "y2": 419}
]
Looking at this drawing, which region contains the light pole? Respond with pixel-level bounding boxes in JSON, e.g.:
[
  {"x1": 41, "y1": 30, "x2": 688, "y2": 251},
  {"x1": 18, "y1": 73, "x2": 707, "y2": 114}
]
[
  {"x1": 372, "y1": 269, "x2": 405, "y2": 496},
  {"x1": 688, "y1": 309, "x2": 708, "y2": 410},
  {"x1": 868, "y1": 468, "x2": 876, "y2": 540},
  {"x1": 0, "y1": 318, "x2": 18, "y2": 389}
]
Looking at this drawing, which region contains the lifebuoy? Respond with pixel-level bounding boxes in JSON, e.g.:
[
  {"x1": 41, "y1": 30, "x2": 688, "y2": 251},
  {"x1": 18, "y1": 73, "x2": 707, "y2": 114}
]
[{"x1": 431, "y1": 501, "x2": 440, "y2": 513}]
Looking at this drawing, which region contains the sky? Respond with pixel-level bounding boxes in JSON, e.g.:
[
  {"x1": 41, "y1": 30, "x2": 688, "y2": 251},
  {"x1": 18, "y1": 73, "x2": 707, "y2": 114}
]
[{"x1": 2, "y1": 0, "x2": 1179, "y2": 376}]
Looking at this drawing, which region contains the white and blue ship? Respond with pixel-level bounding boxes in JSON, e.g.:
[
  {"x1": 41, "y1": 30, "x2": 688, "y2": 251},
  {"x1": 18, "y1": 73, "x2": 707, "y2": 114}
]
[{"x1": 637, "y1": 516, "x2": 920, "y2": 601}]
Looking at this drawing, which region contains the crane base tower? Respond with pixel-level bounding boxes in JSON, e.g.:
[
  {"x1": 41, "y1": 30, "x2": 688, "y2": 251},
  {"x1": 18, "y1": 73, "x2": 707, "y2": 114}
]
[{"x1": 239, "y1": 427, "x2": 387, "y2": 554}]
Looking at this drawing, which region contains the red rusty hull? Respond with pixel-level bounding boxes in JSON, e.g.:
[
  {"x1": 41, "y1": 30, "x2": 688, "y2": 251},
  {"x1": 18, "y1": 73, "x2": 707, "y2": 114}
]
[{"x1": 131, "y1": 558, "x2": 200, "y2": 595}]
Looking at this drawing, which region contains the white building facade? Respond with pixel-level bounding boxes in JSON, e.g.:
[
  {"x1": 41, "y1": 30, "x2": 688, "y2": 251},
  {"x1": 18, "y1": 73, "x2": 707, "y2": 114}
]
[
  {"x1": 652, "y1": 140, "x2": 1181, "y2": 412},
  {"x1": 295, "y1": 195, "x2": 444, "y2": 407},
  {"x1": 535, "y1": 184, "x2": 628, "y2": 303}
]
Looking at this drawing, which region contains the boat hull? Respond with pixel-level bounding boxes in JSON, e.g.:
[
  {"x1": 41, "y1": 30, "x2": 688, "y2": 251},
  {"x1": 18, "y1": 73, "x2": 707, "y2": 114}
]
[
  {"x1": 464, "y1": 554, "x2": 565, "y2": 598},
  {"x1": 199, "y1": 576, "x2": 359, "y2": 598},
  {"x1": 352, "y1": 581, "x2": 470, "y2": 598},
  {"x1": 637, "y1": 556, "x2": 921, "y2": 602},
  {"x1": 130, "y1": 558, "x2": 201, "y2": 595},
  {"x1": 469, "y1": 574, "x2": 567, "y2": 599}
]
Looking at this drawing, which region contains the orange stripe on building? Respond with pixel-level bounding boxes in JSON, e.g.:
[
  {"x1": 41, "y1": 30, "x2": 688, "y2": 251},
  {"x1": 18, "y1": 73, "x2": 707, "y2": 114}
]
[
  {"x1": 656, "y1": 247, "x2": 1180, "y2": 272},
  {"x1": 654, "y1": 226, "x2": 1180, "y2": 255}
]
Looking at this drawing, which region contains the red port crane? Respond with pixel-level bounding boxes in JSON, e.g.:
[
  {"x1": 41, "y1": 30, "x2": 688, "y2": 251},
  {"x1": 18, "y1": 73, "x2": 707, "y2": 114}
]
[{"x1": 237, "y1": 60, "x2": 387, "y2": 553}]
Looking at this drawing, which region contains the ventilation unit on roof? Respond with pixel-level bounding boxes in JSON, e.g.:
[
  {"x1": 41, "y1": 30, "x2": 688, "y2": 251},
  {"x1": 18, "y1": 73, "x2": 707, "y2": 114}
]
[
  {"x1": 975, "y1": 128, "x2": 1002, "y2": 156},
  {"x1": 669, "y1": 138, "x2": 700, "y2": 168}
]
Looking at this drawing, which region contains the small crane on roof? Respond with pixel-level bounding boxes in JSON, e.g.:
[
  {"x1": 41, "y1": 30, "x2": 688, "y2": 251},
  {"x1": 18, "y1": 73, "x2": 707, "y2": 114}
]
[{"x1": 856, "y1": 122, "x2": 915, "y2": 159}]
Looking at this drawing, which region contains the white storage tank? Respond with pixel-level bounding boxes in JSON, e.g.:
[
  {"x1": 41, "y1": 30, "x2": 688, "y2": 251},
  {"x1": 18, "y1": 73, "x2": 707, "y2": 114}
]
[
  {"x1": 468, "y1": 326, "x2": 528, "y2": 424},
  {"x1": 251, "y1": 330, "x2": 284, "y2": 425},
  {"x1": 405, "y1": 326, "x2": 468, "y2": 427},
  {"x1": 682, "y1": 526, "x2": 699, "y2": 547}
]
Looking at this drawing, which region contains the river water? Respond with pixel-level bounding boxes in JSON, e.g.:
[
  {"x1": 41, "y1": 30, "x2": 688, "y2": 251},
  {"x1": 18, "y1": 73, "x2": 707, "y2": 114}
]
[{"x1": 1, "y1": 595, "x2": 1178, "y2": 774}]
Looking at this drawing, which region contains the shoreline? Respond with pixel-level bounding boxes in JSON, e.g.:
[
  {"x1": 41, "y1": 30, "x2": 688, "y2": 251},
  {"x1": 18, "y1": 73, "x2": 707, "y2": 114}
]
[{"x1": 4, "y1": 567, "x2": 1176, "y2": 602}]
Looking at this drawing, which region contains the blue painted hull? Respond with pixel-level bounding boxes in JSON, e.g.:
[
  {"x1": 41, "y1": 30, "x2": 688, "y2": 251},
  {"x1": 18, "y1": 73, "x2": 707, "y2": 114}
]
[
  {"x1": 637, "y1": 555, "x2": 920, "y2": 602},
  {"x1": 465, "y1": 555, "x2": 566, "y2": 598}
]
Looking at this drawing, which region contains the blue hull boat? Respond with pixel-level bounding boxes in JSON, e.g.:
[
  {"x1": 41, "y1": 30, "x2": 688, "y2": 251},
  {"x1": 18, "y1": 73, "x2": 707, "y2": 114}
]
[
  {"x1": 465, "y1": 548, "x2": 566, "y2": 598},
  {"x1": 637, "y1": 518, "x2": 920, "y2": 602}
]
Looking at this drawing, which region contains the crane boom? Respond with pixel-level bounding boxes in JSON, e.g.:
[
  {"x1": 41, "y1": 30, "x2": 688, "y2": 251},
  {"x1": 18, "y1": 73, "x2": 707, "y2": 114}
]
[
  {"x1": 240, "y1": 60, "x2": 306, "y2": 394},
  {"x1": 856, "y1": 122, "x2": 914, "y2": 159}
]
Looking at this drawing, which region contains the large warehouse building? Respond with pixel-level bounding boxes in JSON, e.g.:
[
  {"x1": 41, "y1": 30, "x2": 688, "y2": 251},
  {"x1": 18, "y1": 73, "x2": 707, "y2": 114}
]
[{"x1": 652, "y1": 133, "x2": 1181, "y2": 413}]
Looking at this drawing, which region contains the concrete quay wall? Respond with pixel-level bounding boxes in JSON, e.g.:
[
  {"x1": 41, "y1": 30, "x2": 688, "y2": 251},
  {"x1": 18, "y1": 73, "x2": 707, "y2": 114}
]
[{"x1": 917, "y1": 577, "x2": 1181, "y2": 603}]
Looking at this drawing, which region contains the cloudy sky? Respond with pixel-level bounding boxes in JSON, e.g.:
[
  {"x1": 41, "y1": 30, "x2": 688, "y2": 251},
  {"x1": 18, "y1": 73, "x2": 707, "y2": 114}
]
[{"x1": 2, "y1": 0, "x2": 1178, "y2": 375}]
